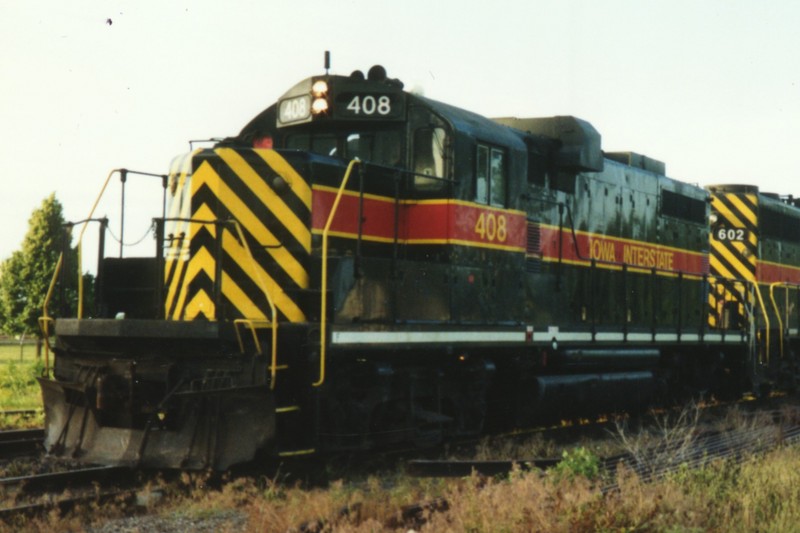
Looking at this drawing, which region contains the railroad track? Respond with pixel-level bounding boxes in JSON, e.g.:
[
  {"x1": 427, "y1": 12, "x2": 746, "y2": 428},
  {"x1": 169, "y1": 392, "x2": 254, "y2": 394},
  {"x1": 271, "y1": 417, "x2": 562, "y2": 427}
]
[
  {"x1": 334, "y1": 406, "x2": 799, "y2": 531},
  {"x1": 0, "y1": 409, "x2": 41, "y2": 418},
  {"x1": 0, "y1": 428, "x2": 44, "y2": 458},
  {"x1": 601, "y1": 417, "x2": 800, "y2": 491},
  {"x1": 0, "y1": 465, "x2": 139, "y2": 520},
  {"x1": 407, "y1": 407, "x2": 800, "y2": 480}
]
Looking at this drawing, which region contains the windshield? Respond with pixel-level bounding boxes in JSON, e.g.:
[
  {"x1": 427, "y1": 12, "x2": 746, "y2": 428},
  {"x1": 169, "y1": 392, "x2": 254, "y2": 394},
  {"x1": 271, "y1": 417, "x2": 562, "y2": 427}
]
[{"x1": 285, "y1": 129, "x2": 403, "y2": 168}]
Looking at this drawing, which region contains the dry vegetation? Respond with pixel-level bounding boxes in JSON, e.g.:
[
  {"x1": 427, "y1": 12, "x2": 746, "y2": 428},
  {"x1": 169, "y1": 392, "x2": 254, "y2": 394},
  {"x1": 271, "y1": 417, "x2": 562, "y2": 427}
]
[{"x1": 1, "y1": 402, "x2": 800, "y2": 532}]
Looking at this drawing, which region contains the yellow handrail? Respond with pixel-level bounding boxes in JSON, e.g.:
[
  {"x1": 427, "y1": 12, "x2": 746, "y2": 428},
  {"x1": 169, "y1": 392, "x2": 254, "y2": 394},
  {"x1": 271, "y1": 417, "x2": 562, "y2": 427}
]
[
  {"x1": 315, "y1": 159, "x2": 361, "y2": 387},
  {"x1": 707, "y1": 275, "x2": 750, "y2": 330},
  {"x1": 75, "y1": 169, "x2": 120, "y2": 319},
  {"x1": 750, "y1": 281, "x2": 771, "y2": 364},
  {"x1": 768, "y1": 282, "x2": 800, "y2": 359},
  {"x1": 228, "y1": 220, "x2": 279, "y2": 388},
  {"x1": 37, "y1": 169, "x2": 128, "y2": 372},
  {"x1": 37, "y1": 317, "x2": 54, "y2": 374}
]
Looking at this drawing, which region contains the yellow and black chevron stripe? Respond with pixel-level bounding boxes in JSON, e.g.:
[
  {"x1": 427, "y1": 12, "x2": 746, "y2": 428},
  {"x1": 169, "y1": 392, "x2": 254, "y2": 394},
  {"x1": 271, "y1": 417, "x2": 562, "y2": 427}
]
[
  {"x1": 708, "y1": 191, "x2": 758, "y2": 328},
  {"x1": 163, "y1": 148, "x2": 311, "y2": 323}
]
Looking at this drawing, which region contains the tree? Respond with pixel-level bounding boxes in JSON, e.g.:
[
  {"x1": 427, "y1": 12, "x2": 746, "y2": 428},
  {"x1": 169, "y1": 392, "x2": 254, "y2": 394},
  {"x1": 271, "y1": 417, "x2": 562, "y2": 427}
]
[{"x1": 0, "y1": 194, "x2": 88, "y2": 349}]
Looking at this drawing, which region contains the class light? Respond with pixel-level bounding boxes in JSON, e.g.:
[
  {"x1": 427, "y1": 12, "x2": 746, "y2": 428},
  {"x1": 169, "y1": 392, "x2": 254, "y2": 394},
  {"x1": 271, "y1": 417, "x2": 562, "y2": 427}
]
[
  {"x1": 312, "y1": 80, "x2": 328, "y2": 96},
  {"x1": 253, "y1": 136, "x2": 273, "y2": 149},
  {"x1": 311, "y1": 97, "x2": 329, "y2": 114}
]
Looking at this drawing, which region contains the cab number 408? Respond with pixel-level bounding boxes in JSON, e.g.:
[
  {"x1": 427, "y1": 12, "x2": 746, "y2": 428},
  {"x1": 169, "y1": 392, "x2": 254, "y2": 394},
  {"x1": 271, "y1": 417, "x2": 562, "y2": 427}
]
[
  {"x1": 346, "y1": 95, "x2": 392, "y2": 116},
  {"x1": 474, "y1": 212, "x2": 508, "y2": 242}
]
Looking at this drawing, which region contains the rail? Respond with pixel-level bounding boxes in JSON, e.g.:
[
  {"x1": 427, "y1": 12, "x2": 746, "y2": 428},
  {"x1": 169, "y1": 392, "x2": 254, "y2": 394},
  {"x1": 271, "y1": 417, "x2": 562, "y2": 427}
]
[
  {"x1": 0, "y1": 428, "x2": 44, "y2": 458},
  {"x1": 768, "y1": 282, "x2": 800, "y2": 359},
  {"x1": 37, "y1": 166, "x2": 281, "y2": 391},
  {"x1": 37, "y1": 250, "x2": 63, "y2": 375},
  {"x1": 315, "y1": 158, "x2": 361, "y2": 388},
  {"x1": 159, "y1": 217, "x2": 280, "y2": 386},
  {"x1": 0, "y1": 465, "x2": 137, "y2": 520},
  {"x1": 704, "y1": 275, "x2": 771, "y2": 362},
  {"x1": 39, "y1": 168, "x2": 157, "y2": 371},
  {"x1": 750, "y1": 281, "x2": 771, "y2": 364},
  {"x1": 555, "y1": 197, "x2": 779, "y2": 352},
  {"x1": 226, "y1": 219, "x2": 280, "y2": 389},
  {"x1": 551, "y1": 200, "x2": 714, "y2": 340}
]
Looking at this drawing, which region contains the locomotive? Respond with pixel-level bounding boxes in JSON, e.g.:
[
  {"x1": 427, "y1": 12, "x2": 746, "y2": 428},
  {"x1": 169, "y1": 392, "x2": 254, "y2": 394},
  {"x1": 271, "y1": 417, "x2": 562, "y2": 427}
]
[{"x1": 38, "y1": 63, "x2": 800, "y2": 469}]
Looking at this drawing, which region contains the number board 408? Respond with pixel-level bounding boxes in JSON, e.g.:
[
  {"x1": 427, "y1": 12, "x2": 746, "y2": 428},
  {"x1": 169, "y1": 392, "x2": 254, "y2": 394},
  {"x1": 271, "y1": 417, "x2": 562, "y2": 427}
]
[{"x1": 334, "y1": 92, "x2": 404, "y2": 120}]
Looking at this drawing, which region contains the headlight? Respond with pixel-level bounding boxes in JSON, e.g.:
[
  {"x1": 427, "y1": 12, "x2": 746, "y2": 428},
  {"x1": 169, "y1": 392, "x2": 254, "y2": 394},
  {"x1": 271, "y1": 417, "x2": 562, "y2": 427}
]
[
  {"x1": 311, "y1": 97, "x2": 329, "y2": 114},
  {"x1": 312, "y1": 80, "x2": 328, "y2": 97}
]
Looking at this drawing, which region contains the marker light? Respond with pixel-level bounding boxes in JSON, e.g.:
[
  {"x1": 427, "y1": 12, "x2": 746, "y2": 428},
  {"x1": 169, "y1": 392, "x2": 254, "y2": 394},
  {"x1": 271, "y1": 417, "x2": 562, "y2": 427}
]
[
  {"x1": 253, "y1": 136, "x2": 273, "y2": 149},
  {"x1": 311, "y1": 97, "x2": 329, "y2": 114},
  {"x1": 312, "y1": 80, "x2": 328, "y2": 96}
]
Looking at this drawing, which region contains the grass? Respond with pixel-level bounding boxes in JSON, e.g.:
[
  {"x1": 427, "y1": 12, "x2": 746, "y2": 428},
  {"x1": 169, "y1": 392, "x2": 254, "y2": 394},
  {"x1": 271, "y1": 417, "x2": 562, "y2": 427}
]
[
  {"x1": 0, "y1": 342, "x2": 39, "y2": 364},
  {"x1": 234, "y1": 445, "x2": 800, "y2": 532},
  {"x1": 82, "y1": 445, "x2": 800, "y2": 532},
  {"x1": 0, "y1": 342, "x2": 44, "y2": 428}
]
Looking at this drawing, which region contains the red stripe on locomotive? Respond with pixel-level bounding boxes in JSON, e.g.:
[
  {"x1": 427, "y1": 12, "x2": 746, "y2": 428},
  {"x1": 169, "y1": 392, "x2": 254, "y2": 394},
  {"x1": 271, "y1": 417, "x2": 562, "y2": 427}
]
[
  {"x1": 539, "y1": 225, "x2": 708, "y2": 275},
  {"x1": 311, "y1": 188, "x2": 526, "y2": 250},
  {"x1": 758, "y1": 261, "x2": 800, "y2": 284}
]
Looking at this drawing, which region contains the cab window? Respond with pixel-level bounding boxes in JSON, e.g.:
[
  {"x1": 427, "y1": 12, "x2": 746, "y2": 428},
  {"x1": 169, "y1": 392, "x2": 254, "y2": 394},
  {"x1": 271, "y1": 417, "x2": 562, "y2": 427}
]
[
  {"x1": 346, "y1": 133, "x2": 369, "y2": 161},
  {"x1": 286, "y1": 130, "x2": 402, "y2": 167},
  {"x1": 286, "y1": 133, "x2": 337, "y2": 156},
  {"x1": 412, "y1": 127, "x2": 447, "y2": 191},
  {"x1": 476, "y1": 143, "x2": 506, "y2": 207}
]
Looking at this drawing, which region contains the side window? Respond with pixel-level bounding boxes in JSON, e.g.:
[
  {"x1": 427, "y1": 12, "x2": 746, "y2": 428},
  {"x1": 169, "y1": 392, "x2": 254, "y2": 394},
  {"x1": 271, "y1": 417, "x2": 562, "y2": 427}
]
[
  {"x1": 527, "y1": 151, "x2": 547, "y2": 187},
  {"x1": 476, "y1": 145, "x2": 489, "y2": 203},
  {"x1": 475, "y1": 143, "x2": 506, "y2": 207},
  {"x1": 413, "y1": 127, "x2": 447, "y2": 191},
  {"x1": 490, "y1": 148, "x2": 506, "y2": 207}
]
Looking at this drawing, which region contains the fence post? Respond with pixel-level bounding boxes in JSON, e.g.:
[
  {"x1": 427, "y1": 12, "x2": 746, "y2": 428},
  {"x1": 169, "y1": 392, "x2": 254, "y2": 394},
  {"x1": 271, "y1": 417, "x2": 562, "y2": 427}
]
[{"x1": 19, "y1": 332, "x2": 25, "y2": 362}]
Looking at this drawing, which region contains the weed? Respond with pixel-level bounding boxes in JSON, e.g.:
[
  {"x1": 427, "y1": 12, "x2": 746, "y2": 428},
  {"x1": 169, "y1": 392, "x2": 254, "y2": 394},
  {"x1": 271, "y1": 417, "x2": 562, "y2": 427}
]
[
  {"x1": 614, "y1": 403, "x2": 701, "y2": 477},
  {"x1": 551, "y1": 446, "x2": 601, "y2": 481}
]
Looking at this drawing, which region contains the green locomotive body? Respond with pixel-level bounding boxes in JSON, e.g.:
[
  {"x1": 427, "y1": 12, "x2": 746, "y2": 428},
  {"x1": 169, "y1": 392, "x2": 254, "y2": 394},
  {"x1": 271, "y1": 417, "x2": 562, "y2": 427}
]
[{"x1": 38, "y1": 65, "x2": 800, "y2": 468}]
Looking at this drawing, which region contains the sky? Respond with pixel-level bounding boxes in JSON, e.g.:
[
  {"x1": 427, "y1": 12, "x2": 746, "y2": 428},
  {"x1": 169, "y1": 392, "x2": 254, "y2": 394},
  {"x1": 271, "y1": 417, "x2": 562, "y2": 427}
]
[{"x1": 1, "y1": 0, "x2": 799, "y2": 268}]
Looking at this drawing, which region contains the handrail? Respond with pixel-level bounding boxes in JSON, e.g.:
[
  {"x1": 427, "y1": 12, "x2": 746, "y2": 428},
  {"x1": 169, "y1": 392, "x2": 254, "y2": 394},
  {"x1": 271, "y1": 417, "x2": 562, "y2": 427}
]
[
  {"x1": 227, "y1": 220, "x2": 280, "y2": 389},
  {"x1": 160, "y1": 216, "x2": 280, "y2": 386},
  {"x1": 750, "y1": 281, "x2": 771, "y2": 364},
  {"x1": 233, "y1": 319, "x2": 270, "y2": 355},
  {"x1": 76, "y1": 169, "x2": 122, "y2": 318},
  {"x1": 768, "y1": 282, "x2": 800, "y2": 359},
  {"x1": 43, "y1": 167, "x2": 167, "y2": 323},
  {"x1": 37, "y1": 317, "x2": 54, "y2": 376},
  {"x1": 315, "y1": 159, "x2": 361, "y2": 387},
  {"x1": 769, "y1": 283, "x2": 785, "y2": 359},
  {"x1": 707, "y1": 275, "x2": 749, "y2": 330},
  {"x1": 37, "y1": 245, "x2": 61, "y2": 376},
  {"x1": 39, "y1": 169, "x2": 122, "y2": 370}
]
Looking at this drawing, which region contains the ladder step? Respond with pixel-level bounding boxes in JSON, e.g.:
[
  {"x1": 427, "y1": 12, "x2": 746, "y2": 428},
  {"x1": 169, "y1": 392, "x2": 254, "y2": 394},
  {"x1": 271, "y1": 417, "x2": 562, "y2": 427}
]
[
  {"x1": 270, "y1": 364, "x2": 289, "y2": 371},
  {"x1": 278, "y1": 448, "x2": 316, "y2": 457},
  {"x1": 233, "y1": 318, "x2": 275, "y2": 355},
  {"x1": 276, "y1": 405, "x2": 301, "y2": 414}
]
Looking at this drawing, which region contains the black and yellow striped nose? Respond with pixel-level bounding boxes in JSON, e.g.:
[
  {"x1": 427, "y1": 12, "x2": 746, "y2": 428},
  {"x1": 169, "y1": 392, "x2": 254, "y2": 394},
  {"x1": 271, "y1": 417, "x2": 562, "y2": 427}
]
[
  {"x1": 708, "y1": 192, "x2": 758, "y2": 328},
  {"x1": 164, "y1": 148, "x2": 311, "y2": 323}
]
